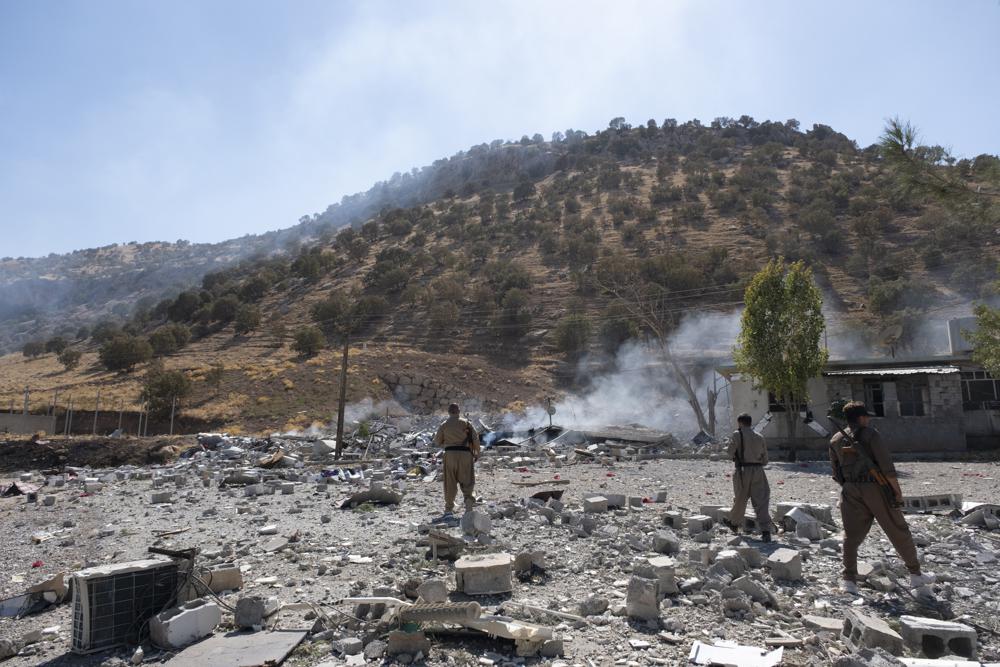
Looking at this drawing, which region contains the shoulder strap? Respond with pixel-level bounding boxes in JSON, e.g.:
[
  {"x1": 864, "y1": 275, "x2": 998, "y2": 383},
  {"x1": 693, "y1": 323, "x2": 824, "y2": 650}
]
[{"x1": 849, "y1": 426, "x2": 883, "y2": 474}]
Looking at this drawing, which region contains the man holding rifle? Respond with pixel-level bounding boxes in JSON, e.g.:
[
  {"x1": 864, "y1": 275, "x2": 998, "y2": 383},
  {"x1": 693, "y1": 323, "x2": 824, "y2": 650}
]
[
  {"x1": 725, "y1": 413, "x2": 774, "y2": 543},
  {"x1": 829, "y1": 400, "x2": 934, "y2": 594}
]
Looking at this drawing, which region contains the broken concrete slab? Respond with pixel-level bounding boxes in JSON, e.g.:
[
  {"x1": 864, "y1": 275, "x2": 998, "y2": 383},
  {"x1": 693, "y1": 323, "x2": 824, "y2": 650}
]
[
  {"x1": 415, "y1": 579, "x2": 448, "y2": 603},
  {"x1": 387, "y1": 630, "x2": 431, "y2": 656},
  {"x1": 164, "y1": 630, "x2": 306, "y2": 666},
  {"x1": 688, "y1": 640, "x2": 783, "y2": 666},
  {"x1": 583, "y1": 496, "x2": 608, "y2": 513},
  {"x1": 339, "y1": 487, "x2": 402, "y2": 509},
  {"x1": 455, "y1": 553, "x2": 513, "y2": 595},
  {"x1": 803, "y1": 614, "x2": 845, "y2": 633},
  {"x1": 234, "y1": 596, "x2": 279, "y2": 629}
]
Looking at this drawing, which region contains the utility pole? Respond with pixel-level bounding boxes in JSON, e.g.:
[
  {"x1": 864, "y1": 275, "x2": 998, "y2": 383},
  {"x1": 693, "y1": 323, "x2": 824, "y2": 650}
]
[
  {"x1": 51, "y1": 389, "x2": 58, "y2": 416},
  {"x1": 169, "y1": 397, "x2": 177, "y2": 436},
  {"x1": 335, "y1": 333, "x2": 350, "y2": 461},
  {"x1": 143, "y1": 402, "x2": 150, "y2": 437},
  {"x1": 92, "y1": 388, "x2": 101, "y2": 435}
]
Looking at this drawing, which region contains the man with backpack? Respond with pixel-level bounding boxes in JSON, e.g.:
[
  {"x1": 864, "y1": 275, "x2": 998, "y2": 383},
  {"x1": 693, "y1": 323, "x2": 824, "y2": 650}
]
[{"x1": 829, "y1": 400, "x2": 934, "y2": 594}]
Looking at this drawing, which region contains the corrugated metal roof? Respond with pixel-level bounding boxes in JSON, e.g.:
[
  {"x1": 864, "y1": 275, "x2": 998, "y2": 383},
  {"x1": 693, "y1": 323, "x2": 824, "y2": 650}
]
[{"x1": 823, "y1": 366, "x2": 960, "y2": 377}]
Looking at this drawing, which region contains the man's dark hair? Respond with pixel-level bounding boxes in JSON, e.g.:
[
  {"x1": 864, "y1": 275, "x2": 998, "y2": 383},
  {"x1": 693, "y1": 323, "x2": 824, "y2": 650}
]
[
  {"x1": 448, "y1": 403, "x2": 460, "y2": 415},
  {"x1": 843, "y1": 401, "x2": 869, "y2": 423},
  {"x1": 737, "y1": 413, "x2": 753, "y2": 426}
]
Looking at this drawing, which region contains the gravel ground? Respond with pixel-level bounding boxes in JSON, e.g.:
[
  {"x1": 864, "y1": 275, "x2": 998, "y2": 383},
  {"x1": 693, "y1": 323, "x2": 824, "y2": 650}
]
[{"x1": 2, "y1": 451, "x2": 1000, "y2": 666}]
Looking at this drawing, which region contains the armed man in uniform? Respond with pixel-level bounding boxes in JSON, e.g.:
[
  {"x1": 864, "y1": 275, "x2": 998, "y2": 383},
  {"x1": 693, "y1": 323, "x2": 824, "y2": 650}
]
[
  {"x1": 433, "y1": 403, "x2": 481, "y2": 518},
  {"x1": 724, "y1": 413, "x2": 774, "y2": 543},
  {"x1": 829, "y1": 400, "x2": 934, "y2": 594}
]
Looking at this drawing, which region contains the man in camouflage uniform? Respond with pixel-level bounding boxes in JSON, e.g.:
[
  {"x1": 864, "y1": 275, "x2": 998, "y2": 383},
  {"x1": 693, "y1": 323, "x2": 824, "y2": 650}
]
[
  {"x1": 725, "y1": 413, "x2": 774, "y2": 542},
  {"x1": 434, "y1": 403, "x2": 481, "y2": 517},
  {"x1": 829, "y1": 400, "x2": 934, "y2": 594}
]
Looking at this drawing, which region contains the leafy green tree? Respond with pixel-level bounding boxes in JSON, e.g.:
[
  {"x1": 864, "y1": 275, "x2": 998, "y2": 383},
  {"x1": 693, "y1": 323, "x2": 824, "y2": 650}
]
[
  {"x1": 311, "y1": 292, "x2": 353, "y2": 338},
  {"x1": 599, "y1": 304, "x2": 639, "y2": 352},
  {"x1": 234, "y1": 304, "x2": 262, "y2": 335},
  {"x1": 167, "y1": 291, "x2": 202, "y2": 322},
  {"x1": 141, "y1": 362, "x2": 192, "y2": 417},
  {"x1": 99, "y1": 335, "x2": 153, "y2": 372},
  {"x1": 498, "y1": 288, "x2": 532, "y2": 338},
  {"x1": 22, "y1": 340, "x2": 45, "y2": 358},
  {"x1": 45, "y1": 336, "x2": 69, "y2": 355},
  {"x1": 58, "y1": 347, "x2": 82, "y2": 371},
  {"x1": 292, "y1": 326, "x2": 324, "y2": 357},
  {"x1": 968, "y1": 304, "x2": 1000, "y2": 376},
  {"x1": 734, "y1": 258, "x2": 828, "y2": 458},
  {"x1": 90, "y1": 320, "x2": 122, "y2": 343}
]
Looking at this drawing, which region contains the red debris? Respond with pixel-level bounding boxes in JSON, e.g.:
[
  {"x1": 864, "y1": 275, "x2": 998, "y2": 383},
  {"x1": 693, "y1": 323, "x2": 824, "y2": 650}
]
[{"x1": 31, "y1": 560, "x2": 43, "y2": 568}]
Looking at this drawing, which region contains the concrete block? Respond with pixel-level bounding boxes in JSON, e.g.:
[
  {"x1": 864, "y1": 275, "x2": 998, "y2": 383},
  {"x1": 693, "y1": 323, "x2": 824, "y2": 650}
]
[
  {"x1": 796, "y1": 521, "x2": 823, "y2": 541},
  {"x1": 902, "y1": 494, "x2": 963, "y2": 514},
  {"x1": 42, "y1": 495, "x2": 56, "y2": 506},
  {"x1": 455, "y1": 553, "x2": 513, "y2": 595},
  {"x1": 644, "y1": 556, "x2": 678, "y2": 595},
  {"x1": 234, "y1": 596, "x2": 279, "y2": 629},
  {"x1": 731, "y1": 576, "x2": 774, "y2": 605},
  {"x1": 688, "y1": 547, "x2": 718, "y2": 565},
  {"x1": 662, "y1": 510, "x2": 685, "y2": 529},
  {"x1": 584, "y1": 496, "x2": 608, "y2": 513},
  {"x1": 625, "y1": 575, "x2": 660, "y2": 621},
  {"x1": 802, "y1": 614, "x2": 844, "y2": 633},
  {"x1": 602, "y1": 493, "x2": 627, "y2": 508},
  {"x1": 900, "y1": 615, "x2": 977, "y2": 659},
  {"x1": 415, "y1": 579, "x2": 448, "y2": 603},
  {"x1": 149, "y1": 598, "x2": 221, "y2": 649},
  {"x1": 767, "y1": 548, "x2": 802, "y2": 581},
  {"x1": 687, "y1": 514, "x2": 713, "y2": 536},
  {"x1": 150, "y1": 491, "x2": 172, "y2": 504},
  {"x1": 387, "y1": 630, "x2": 431, "y2": 656},
  {"x1": 333, "y1": 637, "x2": 363, "y2": 655},
  {"x1": 699, "y1": 505, "x2": 726, "y2": 522},
  {"x1": 842, "y1": 609, "x2": 904, "y2": 655},
  {"x1": 652, "y1": 530, "x2": 680, "y2": 555},
  {"x1": 280, "y1": 482, "x2": 295, "y2": 495},
  {"x1": 202, "y1": 564, "x2": 243, "y2": 593},
  {"x1": 714, "y1": 549, "x2": 746, "y2": 578},
  {"x1": 735, "y1": 546, "x2": 765, "y2": 568}
]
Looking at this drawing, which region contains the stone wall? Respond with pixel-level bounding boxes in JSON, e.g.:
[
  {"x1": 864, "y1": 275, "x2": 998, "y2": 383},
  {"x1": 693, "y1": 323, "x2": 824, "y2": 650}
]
[
  {"x1": 0, "y1": 414, "x2": 58, "y2": 435},
  {"x1": 379, "y1": 373, "x2": 467, "y2": 413}
]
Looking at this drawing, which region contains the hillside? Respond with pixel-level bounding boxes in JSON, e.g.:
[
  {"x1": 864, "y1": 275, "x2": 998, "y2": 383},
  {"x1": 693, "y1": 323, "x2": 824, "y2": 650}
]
[{"x1": 2, "y1": 116, "x2": 997, "y2": 435}]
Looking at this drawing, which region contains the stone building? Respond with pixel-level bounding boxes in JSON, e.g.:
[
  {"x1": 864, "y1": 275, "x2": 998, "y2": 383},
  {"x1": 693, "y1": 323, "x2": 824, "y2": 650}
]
[{"x1": 718, "y1": 319, "x2": 1000, "y2": 454}]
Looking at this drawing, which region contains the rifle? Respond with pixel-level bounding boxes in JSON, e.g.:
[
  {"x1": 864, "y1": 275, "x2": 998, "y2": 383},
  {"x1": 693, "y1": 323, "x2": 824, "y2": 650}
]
[
  {"x1": 827, "y1": 400, "x2": 900, "y2": 508},
  {"x1": 734, "y1": 428, "x2": 745, "y2": 470}
]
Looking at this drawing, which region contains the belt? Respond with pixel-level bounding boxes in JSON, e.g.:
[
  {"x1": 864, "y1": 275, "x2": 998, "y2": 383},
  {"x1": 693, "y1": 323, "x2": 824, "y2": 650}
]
[
  {"x1": 844, "y1": 475, "x2": 877, "y2": 484},
  {"x1": 444, "y1": 446, "x2": 471, "y2": 452},
  {"x1": 735, "y1": 462, "x2": 763, "y2": 467}
]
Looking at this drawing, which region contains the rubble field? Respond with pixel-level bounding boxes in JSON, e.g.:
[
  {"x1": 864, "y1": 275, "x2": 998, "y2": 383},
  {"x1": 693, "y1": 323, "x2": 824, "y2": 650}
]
[{"x1": 2, "y1": 426, "x2": 1000, "y2": 667}]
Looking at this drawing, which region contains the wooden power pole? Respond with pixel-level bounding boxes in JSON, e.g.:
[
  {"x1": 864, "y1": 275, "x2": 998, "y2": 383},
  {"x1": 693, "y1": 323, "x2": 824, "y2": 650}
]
[{"x1": 335, "y1": 334, "x2": 350, "y2": 461}]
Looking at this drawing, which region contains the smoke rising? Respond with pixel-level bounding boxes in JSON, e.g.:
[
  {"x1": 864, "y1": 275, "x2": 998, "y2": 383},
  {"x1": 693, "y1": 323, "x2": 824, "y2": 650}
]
[{"x1": 501, "y1": 310, "x2": 741, "y2": 438}]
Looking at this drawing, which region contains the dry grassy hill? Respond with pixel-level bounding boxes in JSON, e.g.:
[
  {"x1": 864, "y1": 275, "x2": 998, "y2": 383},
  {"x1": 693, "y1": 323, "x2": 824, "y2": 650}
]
[{"x1": 2, "y1": 117, "x2": 996, "y2": 433}]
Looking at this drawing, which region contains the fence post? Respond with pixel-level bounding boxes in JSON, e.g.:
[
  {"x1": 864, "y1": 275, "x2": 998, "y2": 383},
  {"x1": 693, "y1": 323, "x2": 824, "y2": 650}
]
[
  {"x1": 118, "y1": 399, "x2": 124, "y2": 433},
  {"x1": 92, "y1": 388, "x2": 101, "y2": 436},
  {"x1": 169, "y1": 397, "x2": 177, "y2": 436}
]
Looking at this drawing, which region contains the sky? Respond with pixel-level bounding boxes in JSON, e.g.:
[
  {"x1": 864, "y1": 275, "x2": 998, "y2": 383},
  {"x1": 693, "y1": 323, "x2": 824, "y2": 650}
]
[{"x1": 1, "y1": 1, "x2": 998, "y2": 258}]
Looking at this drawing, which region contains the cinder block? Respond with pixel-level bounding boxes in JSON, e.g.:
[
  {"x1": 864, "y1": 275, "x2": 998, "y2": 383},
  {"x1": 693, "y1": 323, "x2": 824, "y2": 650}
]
[
  {"x1": 280, "y1": 483, "x2": 295, "y2": 495},
  {"x1": 900, "y1": 615, "x2": 977, "y2": 659},
  {"x1": 714, "y1": 549, "x2": 747, "y2": 578},
  {"x1": 644, "y1": 556, "x2": 678, "y2": 595},
  {"x1": 150, "y1": 491, "x2": 172, "y2": 504},
  {"x1": 699, "y1": 505, "x2": 726, "y2": 522},
  {"x1": 42, "y1": 495, "x2": 56, "y2": 506},
  {"x1": 901, "y1": 494, "x2": 963, "y2": 514},
  {"x1": 842, "y1": 609, "x2": 904, "y2": 655},
  {"x1": 662, "y1": 510, "x2": 685, "y2": 529},
  {"x1": 234, "y1": 596, "x2": 279, "y2": 629},
  {"x1": 202, "y1": 564, "x2": 243, "y2": 593},
  {"x1": 687, "y1": 514, "x2": 714, "y2": 536},
  {"x1": 625, "y1": 575, "x2": 660, "y2": 621},
  {"x1": 652, "y1": 530, "x2": 680, "y2": 555},
  {"x1": 150, "y1": 599, "x2": 221, "y2": 649},
  {"x1": 584, "y1": 496, "x2": 608, "y2": 514},
  {"x1": 767, "y1": 548, "x2": 802, "y2": 581},
  {"x1": 455, "y1": 553, "x2": 513, "y2": 595}
]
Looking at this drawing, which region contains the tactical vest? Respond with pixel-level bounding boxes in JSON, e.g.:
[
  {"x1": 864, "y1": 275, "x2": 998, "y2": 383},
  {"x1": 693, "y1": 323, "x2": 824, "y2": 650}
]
[{"x1": 832, "y1": 426, "x2": 877, "y2": 482}]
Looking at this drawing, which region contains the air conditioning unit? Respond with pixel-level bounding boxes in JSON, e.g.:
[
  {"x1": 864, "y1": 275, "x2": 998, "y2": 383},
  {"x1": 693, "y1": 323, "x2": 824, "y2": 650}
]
[{"x1": 72, "y1": 558, "x2": 181, "y2": 654}]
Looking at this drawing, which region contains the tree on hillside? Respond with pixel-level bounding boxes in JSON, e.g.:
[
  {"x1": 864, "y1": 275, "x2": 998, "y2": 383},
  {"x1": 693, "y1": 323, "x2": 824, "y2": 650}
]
[
  {"x1": 234, "y1": 304, "x2": 262, "y2": 335},
  {"x1": 58, "y1": 347, "x2": 82, "y2": 371},
  {"x1": 734, "y1": 258, "x2": 827, "y2": 459},
  {"x1": 45, "y1": 336, "x2": 68, "y2": 355},
  {"x1": 22, "y1": 340, "x2": 44, "y2": 358},
  {"x1": 292, "y1": 326, "x2": 324, "y2": 357},
  {"x1": 99, "y1": 335, "x2": 153, "y2": 372},
  {"x1": 141, "y1": 361, "x2": 192, "y2": 418}
]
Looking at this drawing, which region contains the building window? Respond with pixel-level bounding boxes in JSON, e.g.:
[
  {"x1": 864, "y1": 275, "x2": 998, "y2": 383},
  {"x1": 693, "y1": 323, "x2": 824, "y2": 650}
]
[
  {"x1": 962, "y1": 370, "x2": 1000, "y2": 411},
  {"x1": 863, "y1": 381, "x2": 885, "y2": 417},
  {"x1": 767, "y1": 391, "x2": 806, "y2": 412},
  {"x1": 897, "y1": 377, "x2": 929, "y2": 417}
]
